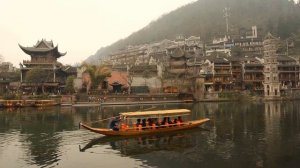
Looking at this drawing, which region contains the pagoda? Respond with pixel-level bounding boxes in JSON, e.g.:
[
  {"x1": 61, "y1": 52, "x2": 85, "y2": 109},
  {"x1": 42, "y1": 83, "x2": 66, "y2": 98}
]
[
  {"x1": 19, "y1": 39, "x2": 68, "y2": 93},
  {"x1": 263, "y1": 33, "x2": 280, "y2": 98},
  {"x1": 164, "y1": 46, "x2": 189, "y2": 93},
  {"x1": 167, "y1": 47, "x2": 187, "y2": 76}
]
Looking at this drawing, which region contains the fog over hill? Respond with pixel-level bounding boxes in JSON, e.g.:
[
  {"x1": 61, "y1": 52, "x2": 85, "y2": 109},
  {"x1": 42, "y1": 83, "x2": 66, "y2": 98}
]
[{"x1": 85, "y1": 0, "x2": 300, "y2": 64}]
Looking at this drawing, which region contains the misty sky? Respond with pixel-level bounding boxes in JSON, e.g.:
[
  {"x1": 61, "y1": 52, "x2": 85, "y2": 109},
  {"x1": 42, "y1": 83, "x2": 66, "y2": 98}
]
[{"x1": 0, "y1": 0, "x2": 195, "y2": 66}]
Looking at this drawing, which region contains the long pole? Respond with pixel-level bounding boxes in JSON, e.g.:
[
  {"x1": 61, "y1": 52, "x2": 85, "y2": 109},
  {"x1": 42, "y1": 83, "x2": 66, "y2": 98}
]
[
  {"x1": 223, "y1": 7, "x2": 230, "y2": 35},
  {"x1": 53, "y1": 64, "x2": 56, "y2": 82},
  {"x1": 286, "y1": 40, "x2": 289, "y2": 56}
]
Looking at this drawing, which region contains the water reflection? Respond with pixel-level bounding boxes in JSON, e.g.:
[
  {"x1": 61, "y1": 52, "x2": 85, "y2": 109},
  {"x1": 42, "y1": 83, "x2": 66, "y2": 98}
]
[
  {"x1": 79, "y1": 128, "x2": 207, "y2": 155},
  {"x1": 1, "y1": 102, "x2": 300, "y2": 168},
  {"x1": 0, "y1": 107, "x2": 73, "y2": 167}
]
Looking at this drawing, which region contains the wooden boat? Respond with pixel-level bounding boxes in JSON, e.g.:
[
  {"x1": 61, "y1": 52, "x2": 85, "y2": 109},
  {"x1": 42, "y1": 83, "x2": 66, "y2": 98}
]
[
  {"x1": 80, "y1": 109, "x2": 210, "y2": 136},
  {"x1": 34, "y1": 100, "x2": 58, "y2": 107},
  {"x1": 0, "y1": 100, "x2": 25, "y2": 108}
]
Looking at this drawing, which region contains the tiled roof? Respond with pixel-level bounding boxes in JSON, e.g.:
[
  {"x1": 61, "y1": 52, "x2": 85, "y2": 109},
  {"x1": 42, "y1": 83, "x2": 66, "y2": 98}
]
[{"x1": 19, "y1": 39, "x2": 66, "y2": 58}]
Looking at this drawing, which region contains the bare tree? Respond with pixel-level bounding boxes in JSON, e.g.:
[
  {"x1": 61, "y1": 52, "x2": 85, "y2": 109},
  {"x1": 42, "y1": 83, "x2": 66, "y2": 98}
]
[{"x1": 0, "y1": 54, "x2": 4, "y2": 63}]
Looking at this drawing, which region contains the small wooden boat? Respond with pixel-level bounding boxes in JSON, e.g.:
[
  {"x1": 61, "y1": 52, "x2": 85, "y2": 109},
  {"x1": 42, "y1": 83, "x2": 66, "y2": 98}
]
[
  {"x1": 34, "y1": 100, "x2": 58, "y2": 107},
  {"x1": 0, "y1": 100, "x2": 25, "y2": 108},
  {"x1": 80, "y1": 109, "x2": 210, "y2": 136}
]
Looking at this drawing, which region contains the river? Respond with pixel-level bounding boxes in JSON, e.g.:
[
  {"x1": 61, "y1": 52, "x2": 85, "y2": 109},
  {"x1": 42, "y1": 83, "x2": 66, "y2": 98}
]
[{"x1": 1, "y1": 101, "x2": 300, "y2": 168}]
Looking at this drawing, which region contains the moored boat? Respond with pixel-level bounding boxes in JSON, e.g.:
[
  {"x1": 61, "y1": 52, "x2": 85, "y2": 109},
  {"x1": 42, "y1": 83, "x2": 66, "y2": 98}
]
[
  {"x1": 80, "y1": 109, "x2": 210, "y2": 136},
  {"x1": 34, "y1": 100, "x2": 58, "y2": 107},
  {"x1": 0, "y1": 100, "x2": 26, "y2": 108}
]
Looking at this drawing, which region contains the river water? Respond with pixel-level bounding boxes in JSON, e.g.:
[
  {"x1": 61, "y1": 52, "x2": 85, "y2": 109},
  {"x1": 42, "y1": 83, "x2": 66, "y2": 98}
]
[{"x1": 1, "y1": 101, "x2": 300, "y2": 168}]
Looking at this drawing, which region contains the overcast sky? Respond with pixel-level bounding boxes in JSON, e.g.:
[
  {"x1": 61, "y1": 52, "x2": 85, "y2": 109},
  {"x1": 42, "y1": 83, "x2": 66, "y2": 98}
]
[{"x1": 0, "y1": 0, "x2": 195, "y2": 67}]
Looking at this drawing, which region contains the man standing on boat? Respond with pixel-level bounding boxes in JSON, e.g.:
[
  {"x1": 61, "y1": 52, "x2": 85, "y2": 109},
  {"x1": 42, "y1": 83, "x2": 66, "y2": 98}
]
[{"x1": 109, "y1": 117, "x2": 120, "y2": 131}]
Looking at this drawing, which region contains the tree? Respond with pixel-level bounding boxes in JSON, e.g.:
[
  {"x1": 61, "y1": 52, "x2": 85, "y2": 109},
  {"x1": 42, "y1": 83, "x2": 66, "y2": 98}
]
[
  {"x1": 25, "y1": 68, "x2": 50, "y2": 94},
  {"x1": 142, "y1": 69, "x2": 151, "y2": 86},
  {"x1": 81, "y1": 63, "x2": 112, "y2": 93},
  {"x1": 0, "y1": 54, "x2": 4, "y2": 63},
  {"x1": 65, "y1": 76, "x2": 75, "y2": 94},
  {"x1": 81, "y1": 63, "x2": 96, "y2": 93},
  {"x1": 127, "y1": 73, "x2": 133, "y2": 94},
  {"x1": 231, "y1": 46, "x2": 242, "y2": 57},
  {"x1": 94, "y1": 65, "x2": 111, "y2": 90}
]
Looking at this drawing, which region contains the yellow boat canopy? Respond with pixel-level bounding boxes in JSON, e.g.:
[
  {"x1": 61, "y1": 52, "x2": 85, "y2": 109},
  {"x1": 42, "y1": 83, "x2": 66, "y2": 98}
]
[{"x1": 120, "y1": 109, "x2": 191, "y2": 117}]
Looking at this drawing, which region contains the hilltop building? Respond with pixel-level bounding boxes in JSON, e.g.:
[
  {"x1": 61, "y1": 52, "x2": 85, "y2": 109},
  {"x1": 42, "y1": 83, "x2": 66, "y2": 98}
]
[{"x1": 109, "y1": 45, "x2": 148, "y2": 66}]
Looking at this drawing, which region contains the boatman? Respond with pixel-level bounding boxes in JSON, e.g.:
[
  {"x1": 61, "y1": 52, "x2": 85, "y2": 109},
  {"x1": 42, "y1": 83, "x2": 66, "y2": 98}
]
[{"x1": 109, "y1": 117, "x2": 120, "y2": 131}]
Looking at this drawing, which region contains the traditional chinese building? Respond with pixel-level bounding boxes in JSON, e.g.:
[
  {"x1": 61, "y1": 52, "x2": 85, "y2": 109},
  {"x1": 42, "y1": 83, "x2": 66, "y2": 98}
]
[
  {"x1": 109, "y1": 45, "x2": 148, "y2": 66},
  {"x1": 242, "y1": 56, "x2": 264, "y2": 91},
  {"x1": 198, "y1": 56, "x2": 232, "y2": 92},
  {"x1": 19, "y1": 39, "x2": 69, "y2": 94},
  {"x1": 228, "y1": 57, "x2": 243, "y2": 90},
  {"x1": 233, "y1": 38, "x2": 263, "y2": 56},
  {"x1": 277, "y1": 55, "x2": 300, "y2": 89},
  {"x1": 263, "y1": 33, "x2": 281, "y2": 98}
]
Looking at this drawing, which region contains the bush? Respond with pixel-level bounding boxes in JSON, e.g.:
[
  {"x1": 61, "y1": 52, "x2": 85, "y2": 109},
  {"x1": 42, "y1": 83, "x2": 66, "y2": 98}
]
[{"x1": 2, "y1": 93, "x2": 17, "y2": 100}]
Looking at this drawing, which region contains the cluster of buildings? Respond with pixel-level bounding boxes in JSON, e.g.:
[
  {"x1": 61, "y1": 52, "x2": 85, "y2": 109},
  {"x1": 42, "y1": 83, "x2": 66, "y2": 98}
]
[
  {"x1": 0, "y1": 25, "x2": 299, "y2": 100},
  {"x1": 101, "y1": 26, "x2": 300, "y2": 99}
]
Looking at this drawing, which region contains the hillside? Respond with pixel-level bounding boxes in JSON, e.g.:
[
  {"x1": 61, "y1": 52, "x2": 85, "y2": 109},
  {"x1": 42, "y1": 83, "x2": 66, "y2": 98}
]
[{"x1": 86, "y1": 0, "x2": 300, "y2": 63}]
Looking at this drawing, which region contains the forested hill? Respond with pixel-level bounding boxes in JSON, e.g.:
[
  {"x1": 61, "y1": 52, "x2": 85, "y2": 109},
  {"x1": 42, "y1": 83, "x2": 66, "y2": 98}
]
[{"x1": 86, "y1": 0, "x2": 300, "y2": 63}]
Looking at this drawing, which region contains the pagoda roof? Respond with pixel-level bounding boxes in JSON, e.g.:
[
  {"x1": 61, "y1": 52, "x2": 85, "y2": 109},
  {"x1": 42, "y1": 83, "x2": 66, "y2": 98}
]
[
  {"x1": 264, "y1": 32, "x2": 280, "y2": 41},
  {"x1": 277, "y1": 56, "x2": 296, "y2": 62},
  {"x1": 62, "y1": 66, "x2": 77, "y2": 74},
  {"x1": 186, "y1": 36, "x2": 200, "y2": 41},
  {"x1": 19, "y1": 39, "x2": 67, "y2": 58},
  {"x1": 169, "y1": 47, "x2": 185, "y2": 58}
]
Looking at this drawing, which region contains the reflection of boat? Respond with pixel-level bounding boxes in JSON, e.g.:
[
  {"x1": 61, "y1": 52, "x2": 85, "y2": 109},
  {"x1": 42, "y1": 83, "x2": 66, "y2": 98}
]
[
  {"x1": 79, "y1": 128, "x2": 205, "y2": 155},
  {"x1": 80, "y1": 109, "x2": 210, "y2": 136}
]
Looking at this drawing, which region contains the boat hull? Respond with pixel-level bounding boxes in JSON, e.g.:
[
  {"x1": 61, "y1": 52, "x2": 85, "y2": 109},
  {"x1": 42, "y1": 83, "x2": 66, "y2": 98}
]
[{"x1": 80, "y1": 118, "x2": 210, "y2": 136}]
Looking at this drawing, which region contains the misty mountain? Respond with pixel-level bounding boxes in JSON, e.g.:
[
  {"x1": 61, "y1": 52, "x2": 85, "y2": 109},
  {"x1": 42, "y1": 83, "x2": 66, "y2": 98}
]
[{"x1": 85, "y1": 0, "x2": 300, "y2": 63}]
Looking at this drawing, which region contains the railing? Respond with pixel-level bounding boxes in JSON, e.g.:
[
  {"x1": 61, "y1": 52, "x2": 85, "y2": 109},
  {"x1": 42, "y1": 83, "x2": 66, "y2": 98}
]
[{"x1": 23, "y1": 60, "x2": 57, "y2": 64}]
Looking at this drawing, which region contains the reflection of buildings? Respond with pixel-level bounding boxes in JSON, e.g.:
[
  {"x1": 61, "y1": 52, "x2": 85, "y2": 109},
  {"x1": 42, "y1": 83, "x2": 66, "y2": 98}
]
[
  {"x1": 264, "y1": 101, "x2": 281, "y2": 166},
  {"x1": 0, "y1": 107, "x2": 75, "y2": 167},
  {"x1": 264, "y1": 102, "x2": 281, "y2": 135}
]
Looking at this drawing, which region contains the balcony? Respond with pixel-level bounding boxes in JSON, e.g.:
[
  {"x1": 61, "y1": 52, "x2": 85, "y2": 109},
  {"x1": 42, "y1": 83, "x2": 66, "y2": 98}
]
[{"x1": 23, "y1": 60, "x2": 56, "y2": 65}]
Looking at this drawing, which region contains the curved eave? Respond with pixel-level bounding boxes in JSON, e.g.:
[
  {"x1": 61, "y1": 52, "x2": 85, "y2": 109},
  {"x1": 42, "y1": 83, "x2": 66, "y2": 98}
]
[
  {"x1": 19, "y1": 44, "x2": 53, "y2": 55},
  {"x1": 19, "y1": 44, "x2": 66, "y2": 58},
  {"x1": 53, "y1": 46, "x2": 67, "y2": 57},
  {"x1": 59, "y1": 51, "x2": 67, "y2": 56}
]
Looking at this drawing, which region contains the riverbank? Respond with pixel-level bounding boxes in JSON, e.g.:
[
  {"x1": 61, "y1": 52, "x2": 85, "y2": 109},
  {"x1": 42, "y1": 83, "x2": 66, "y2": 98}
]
[{"x1": 2, "y1": 92, "x2": 300, "y2": 108}]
